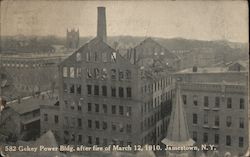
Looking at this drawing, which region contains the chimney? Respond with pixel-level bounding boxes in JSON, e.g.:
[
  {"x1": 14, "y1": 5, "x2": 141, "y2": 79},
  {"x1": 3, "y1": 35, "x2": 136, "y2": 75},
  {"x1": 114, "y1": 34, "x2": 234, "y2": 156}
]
[{"x1": 97, "y1": 7, "x2": 107, "y2": 43}]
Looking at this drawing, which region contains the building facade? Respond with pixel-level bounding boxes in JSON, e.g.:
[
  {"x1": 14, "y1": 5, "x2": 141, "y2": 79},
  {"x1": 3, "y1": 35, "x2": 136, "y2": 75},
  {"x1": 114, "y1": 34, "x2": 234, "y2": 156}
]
[
  {"x1": 174, "y1": 66, "x2": 249, "y2": 156},
  {"x1": 58, "y1": 7, "x2": 176, "y2": 146}
]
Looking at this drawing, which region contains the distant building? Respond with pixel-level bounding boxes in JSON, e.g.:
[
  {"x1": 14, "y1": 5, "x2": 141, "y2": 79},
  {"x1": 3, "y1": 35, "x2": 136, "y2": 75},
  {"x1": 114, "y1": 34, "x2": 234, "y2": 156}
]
[
  {"x1": 66, "y1": 28, "x2": 80, "y2": 49},
  {"x1": 126, "y1": 38, "x2": 180, "y2": 71},
  {"x1": 0, "y1": 54, "x2": 66, "y2": 100},
  {"x1": 173, "y1": 66, "x2": 249, "y2": 157},
  {"x1": 58, "y1": 7, "x2": 175, "y2": 146}
]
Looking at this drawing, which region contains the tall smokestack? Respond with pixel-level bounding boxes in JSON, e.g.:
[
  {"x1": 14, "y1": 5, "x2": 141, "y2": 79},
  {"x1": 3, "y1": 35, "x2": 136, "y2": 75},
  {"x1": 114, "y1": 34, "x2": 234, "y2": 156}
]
[{"x1": 97, "y1": 7, "x2": 107, "y2": 43}]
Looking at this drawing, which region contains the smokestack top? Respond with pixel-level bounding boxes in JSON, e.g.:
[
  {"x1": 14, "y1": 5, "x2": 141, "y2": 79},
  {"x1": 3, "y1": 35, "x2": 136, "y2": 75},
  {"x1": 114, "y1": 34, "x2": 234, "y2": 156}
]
[{"x1": 97, "y1": 6, "x2": 107, "y2": 43}]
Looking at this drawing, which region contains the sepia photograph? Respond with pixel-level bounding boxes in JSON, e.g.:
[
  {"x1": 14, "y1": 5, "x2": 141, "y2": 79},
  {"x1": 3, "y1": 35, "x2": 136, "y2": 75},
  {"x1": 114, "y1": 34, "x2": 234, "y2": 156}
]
[{"x1": 0, "y1": 0, "x2": 249, "y2": 157}]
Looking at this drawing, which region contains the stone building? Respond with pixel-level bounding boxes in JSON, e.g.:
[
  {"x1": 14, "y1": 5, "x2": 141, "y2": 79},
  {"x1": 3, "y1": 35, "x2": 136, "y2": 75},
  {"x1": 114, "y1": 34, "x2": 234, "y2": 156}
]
[
  {"x1": 58, "y1": 7, "x2": 176, "y2": 146},
  {"x1": 173, "y1": 66, "x2": 249, "y2": 157}
]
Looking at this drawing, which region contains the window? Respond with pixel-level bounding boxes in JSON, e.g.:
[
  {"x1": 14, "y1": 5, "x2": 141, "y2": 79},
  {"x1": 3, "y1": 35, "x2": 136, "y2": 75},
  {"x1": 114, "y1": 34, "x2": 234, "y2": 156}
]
[
  {"x1": 78, "y1": 118, "x2": 82, "y2": 127},
  {"x1": 226, "y1": 135, "x2": 231, "y2": 146},
  {"x1": 102, "y1": 52, "x2": 108, "y2": 62},
  {"x1": 119, "y1": 71, "x2": 124, "y2": 80},
  {"x1": 76, "y1": 52, "x2": 81, "y2": 62},
  {"x1": 111, "y1": 69, "x2": 116, "y2": 79},
  {"x1": 76, "y1": 85, "x2": 81, "y2": 94},
  {"x1": 119, "y1": 106, "x2": 124, "y2": 115},
  {"x1": 87, "y1": 68, "x2": 92, "y2": 78},
  {"x1": 95, "y1": 104, "x2": 99, "y2": 113},
  {"x1": 204, "y1": 111, "x2": 208, "y2": 125},
  {"x1": 214, "y1": 115, "x2": 219, "y2": 127},
  {"x1": 94, "y1": 85, "x2": 99, "y2": 95},
  {"x1": 240, "y1": 98, "x2": 244, "y2": 109},
  {"x1": 126, "y1": 106, "x2": 132, "y2": 116},
  {"x1": 119, "y1": 87, "x2": 124, "y2": 97},
  {"x1": 239, "y1": 118, "x2": 244, "y2": 128},
  {"x1": 63, "y1": 67, "x2": 68, "y2": 77},
  {"x1": 126, "y1": 87, "x2": 132, "y2": 98},
  {"x1": 63, "y1": 83, "x2": 68, "y2": 93},
  {"x1": 88, "y1": 136, "x2": 92, "y2": 144},
  {"x1": 76, "y1": 68, "x2": 81, "y2": 78},
  {"x1": 101, "y1": 68, "x2": 108, "y2": 79},
  {"x1": 119, "y1": 123, "x2": 124, "y2": 132},
  {"x1": 70, "y1": 67, "x2": 75, "y2": 78},
  {"x1": 88, "y1": 120, "x2": 92, "y2": 128},
  {"x1": 95, "y1": 137, "x2": 100, "y2": 145},
  {"x1": 182, "y1": 95, "x2": 187, "y2": 105},
  {"x1": 88, "y1": 103, "x2": 92, "y2": 112},
  {"x1": 193, "y1": 131, "x2": 197, "y2": 142},
  {"x1": 103, "y1": 104, "x2": 107, "y2": 114},
  {"x1": 95, "y1": 121, "x2": 100, "y2": 129},
  {"x1": 193, "y1": 114, "x2": 198, "y2": 124},
  {"x1": 43, "y1": 113, "x2": 48, "y2": 122},
  {"x1": 125, "y1": 70, "x2": 131, "y2": 79},
  {"x1": 103, "y1": 138, "x2": 108, "y2": 145},
  {"x1": 227, "y1": 98, "x2": 232, "y2": 108},
  {"x1": 77, "y1": 102, "x2": 82, "y2": 111},
  {"x1": 103, "y1": 121, "x2": 107, "y2": 130},
  {"x1": 215, "y1": 97, "x2": 220, "y2": 108},
  {"x1": 111, "y1": 87, "x2": 116, "y2": 97},
  {"x1": 94, "y1": 68, "x2": 99, "y2": 78},
  {"x1": 70, "y1": 84, "x2": 75, "y2": 93},
  {"x1": 54, "y1": 115, "x2": 59, "y2": 124},
  {"x1": 203, "y1": 133, "x2": 208, "y2": 143},
  {"x1": 126, "y1": 124, "x2": 132, "y2": 133},
  {"x1": 112, "y1": 123, "x2": 116, "y2": 131},
  {"x1": 204, "y1": 96, "x2": 209, "y2": 107},
  {"x1": 111, "y1": 52, "x2": 116, "y2": 62},
  {"x1": 71, "y1": 117, "x2": 76, "y2": 127},
  {"x1": 102, "y1": 86, "x2": 107, "y2": 96},
  {"x1": 112, "y1": 105, "x2": 116, "y2": 114},
  {"x1": 94, "y1": 52, "x2": 98, "y2": 61},
  {"x1": 78, "y1": 135, "x2": 82, "y2": 143},
  {"x1": 87, "y1": 85, "x2": 92, "y2": 95},
  {"x1": 226, "y1": 116, "x2": 232, "y2": 127},
  {"x1": 239, "y1": 137, "x2": 244, "y2": 147},
  {"x1": 215, "y1": 134, "x2": 219, "y2": 144},
  {"x1": 86, "y1": 52, "x2": 90, "y2": 61},
  {"x1": 71, "y1": 134, "x2": 75, "y2": 142},
  {"x1": 193, "y1": 95, "x2": 198, "y2": 106}
]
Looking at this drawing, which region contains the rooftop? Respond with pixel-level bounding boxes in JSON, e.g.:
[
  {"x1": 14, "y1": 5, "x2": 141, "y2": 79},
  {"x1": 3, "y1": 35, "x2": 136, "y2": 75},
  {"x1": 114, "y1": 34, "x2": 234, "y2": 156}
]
[{"x1": 5, "y1": 91, "x2": 58, "y2": 114}]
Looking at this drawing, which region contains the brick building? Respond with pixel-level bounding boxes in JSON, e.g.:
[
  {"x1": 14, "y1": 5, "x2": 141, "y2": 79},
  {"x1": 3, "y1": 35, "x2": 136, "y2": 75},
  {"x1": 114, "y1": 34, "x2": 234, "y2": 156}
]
[
  {"x1": 58, "y1": 7, "x2": 176, "y2": 146},
  {"x1": 173, "y1": 66, "x2": 249, "y2": 156}
]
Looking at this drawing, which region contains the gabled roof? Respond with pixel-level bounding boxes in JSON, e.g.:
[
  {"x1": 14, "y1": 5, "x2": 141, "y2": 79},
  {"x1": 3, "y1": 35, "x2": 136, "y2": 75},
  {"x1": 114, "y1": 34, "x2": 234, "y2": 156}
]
[
  {"x1": 135, "y1": 37, "x2": 179, "y2": 59},
  {"x1": 162, "y1": 84, "x2": 194, "y2": 147},
  {"x1": 60, "y1": 37, "x2": 137, "y2": 67}
]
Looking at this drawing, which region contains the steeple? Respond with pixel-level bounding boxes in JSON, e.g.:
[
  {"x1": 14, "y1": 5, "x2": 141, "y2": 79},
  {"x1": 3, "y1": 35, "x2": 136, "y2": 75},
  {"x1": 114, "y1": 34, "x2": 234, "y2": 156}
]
[
  {"x1": 162, "y1": 82, "x2": 194, "y2": 157},
  {"x1": 97, "y1": 7, "x2": 107, "y2": 43}
]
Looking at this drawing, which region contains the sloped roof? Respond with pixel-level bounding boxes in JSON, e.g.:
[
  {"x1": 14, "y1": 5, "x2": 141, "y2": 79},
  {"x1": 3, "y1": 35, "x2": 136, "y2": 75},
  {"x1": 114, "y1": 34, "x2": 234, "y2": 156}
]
[
  {"x1": 162, "y1": 84, "x2": 194, "y2": 147},
  {"x1": 135, "y1": 37, "x2": 179, "y2": 59},
  {"x1": 7, "y1": 96, "x2": 58, "y2": 115}
]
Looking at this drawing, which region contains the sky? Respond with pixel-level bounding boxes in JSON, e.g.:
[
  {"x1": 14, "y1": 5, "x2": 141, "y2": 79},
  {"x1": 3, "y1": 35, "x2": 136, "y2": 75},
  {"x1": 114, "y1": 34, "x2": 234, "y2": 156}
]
[{"x1": 0, "y1": 0, "x2": 248, "y2": 43}]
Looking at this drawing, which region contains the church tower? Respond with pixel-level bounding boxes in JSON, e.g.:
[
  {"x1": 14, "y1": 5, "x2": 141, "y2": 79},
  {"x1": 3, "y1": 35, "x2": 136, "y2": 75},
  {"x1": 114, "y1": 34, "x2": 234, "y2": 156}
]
[
  {"x1": 97, "y1": 7, "x2": 107, "y2": 43},
  {"x1": 162, "y1": 82, "x2": 195, "y2": 157},
  {"x1": 66, "y1": 28, "x2": 79, "y2": 49}
]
